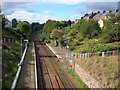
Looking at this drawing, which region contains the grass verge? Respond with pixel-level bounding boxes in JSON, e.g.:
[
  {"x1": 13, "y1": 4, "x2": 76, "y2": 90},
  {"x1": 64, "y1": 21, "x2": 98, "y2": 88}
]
[
  {"x1": 64, "y1": 69, "x2": 89, "y2": 89},
  {"x1": 16, "y1": 42, "x2": 33, "y2": 88}
]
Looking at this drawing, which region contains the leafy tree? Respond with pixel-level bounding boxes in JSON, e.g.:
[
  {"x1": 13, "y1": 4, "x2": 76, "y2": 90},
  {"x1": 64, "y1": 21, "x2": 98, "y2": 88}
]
[
  {"x1": 59, "y1": 21, "x2": 68, "y2": 27},
  {"x1": 12, "y1": 18, "x2": 17, "y2": 28},
  {"x1": 67, "y1": 20, "x2": 72, "y2": 26},
  {"x1": 50, "y1": 29, "x2": 63, "y2": 46},
  {"x1": 16, "y1": 21, "x2": 30, "y2": 35},
  {"x1": 101, "y1": 15, "x2": 120, "y2": 43},
  {"x1": 31, "y1": 22, "x2": 44, "y2": 31},
  {"x1": 79, "y1": 20, "x2": 101, "y2": 39},
  {"x1": 23, "y1": 21, "x2": 29, "y2": 24}
]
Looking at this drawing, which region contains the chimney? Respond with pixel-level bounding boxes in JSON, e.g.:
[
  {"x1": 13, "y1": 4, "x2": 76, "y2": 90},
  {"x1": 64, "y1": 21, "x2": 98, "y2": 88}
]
[
  {"x1": 92, "y1": 12, "x2": 94, "y2": 15},
  {"x1": 115, "y1": 9, "x2": 119, "y2": 12},
  {"x1": 109, "y1": 10, "x2": 112, "y2": 13},
  {"x1": 97, "y1": 11, "x2": 100, "y2": 13},
  {"x1": 103, "y1": 11, "x2": 106, "y2": 13},
  {"x1": 85, "y1": 13, "x2": 88, "y2": 16}
]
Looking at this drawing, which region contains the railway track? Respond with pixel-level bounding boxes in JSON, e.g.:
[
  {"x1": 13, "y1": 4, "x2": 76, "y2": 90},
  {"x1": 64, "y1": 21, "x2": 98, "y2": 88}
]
[{"x1": 34, "y1": 39, "x2": 77, "y2": 89}]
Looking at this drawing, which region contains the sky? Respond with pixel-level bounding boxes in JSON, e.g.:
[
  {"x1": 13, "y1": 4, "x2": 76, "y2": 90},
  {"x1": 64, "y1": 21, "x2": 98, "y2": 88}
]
[{"x1": 1, "y1": 1, "x2": 119, "y2": 24}]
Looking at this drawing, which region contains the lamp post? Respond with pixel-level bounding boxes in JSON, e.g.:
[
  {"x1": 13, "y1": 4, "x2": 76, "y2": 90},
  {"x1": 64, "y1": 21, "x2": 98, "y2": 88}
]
[{"x1": 21, "y1": 37, "x2": 23, "y2": 57}]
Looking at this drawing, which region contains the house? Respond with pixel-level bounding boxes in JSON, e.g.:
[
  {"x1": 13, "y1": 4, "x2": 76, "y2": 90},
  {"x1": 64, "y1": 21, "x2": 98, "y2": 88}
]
[
  {"x1": 82, "y1": 9, "x2": 119, "y2": 28},
  {"x1": 98, "y1": 19, "x2": 104, "y2": 28},
  {"x1": 82, "y1": 9, "x2": 119, "y2": 21},
  {"x1": 111, "y1": 9, "x2": 120, "y2": 15},
  {"x1": 93, "y1": 11, "x2": 108, "y2": 20},
  {"x1": 5, "y1": 19, "x2": 12, "y2": 27},
  {"x1": 75, "y1": 19, "x2": 80, "y2": 24},
  {"x1": 2, "y1": 14, "x2": 12, "y2": 27},
  {"x1": 74, "y1": 9, "x2": 119, "y2": 27},
  {"x1": 83, "y1": 12, "x2": 97, "y2": 21},
  {"x1": 71, "y1": 21, "x2": 75, "y2": 25}
]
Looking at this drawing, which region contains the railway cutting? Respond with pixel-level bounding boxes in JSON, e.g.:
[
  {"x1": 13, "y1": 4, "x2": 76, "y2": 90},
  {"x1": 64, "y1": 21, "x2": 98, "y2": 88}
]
[{"x1": 34, "y1": 38, "x2": 78, "y2": 89}]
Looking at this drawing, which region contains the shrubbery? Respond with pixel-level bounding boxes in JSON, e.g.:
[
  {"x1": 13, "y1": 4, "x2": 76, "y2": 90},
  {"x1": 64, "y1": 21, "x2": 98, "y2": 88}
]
[{"x1": 36, "y1": 14, "x2": 120, "y2": 53}]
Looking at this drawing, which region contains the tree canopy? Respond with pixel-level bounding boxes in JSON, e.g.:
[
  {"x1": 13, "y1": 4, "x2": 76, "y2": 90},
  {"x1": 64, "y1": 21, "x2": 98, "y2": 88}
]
[
  {"x1": 12, "y1": 18, "x2": 17, "y2": 28},
  {"x1": 16, "y1": 21, "x2": 30, "y2": 34},
  {"x1": 101, "y1": 15, "x2": 120, "y2": 43}
]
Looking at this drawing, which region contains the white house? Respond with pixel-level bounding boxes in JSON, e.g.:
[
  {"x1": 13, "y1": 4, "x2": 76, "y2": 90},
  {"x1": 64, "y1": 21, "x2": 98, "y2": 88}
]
[
  {"x1": 98, "y1": 19, "x2": 104, "y2": 29},
  {"x1": 6, "y1": 19, "x2": 12, "y2": 27}
]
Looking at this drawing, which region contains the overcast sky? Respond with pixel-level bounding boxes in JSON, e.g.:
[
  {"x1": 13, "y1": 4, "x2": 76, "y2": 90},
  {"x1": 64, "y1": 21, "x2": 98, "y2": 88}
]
[{"x1": 2, "y1": 1, "x2": 119, "y2": 23}]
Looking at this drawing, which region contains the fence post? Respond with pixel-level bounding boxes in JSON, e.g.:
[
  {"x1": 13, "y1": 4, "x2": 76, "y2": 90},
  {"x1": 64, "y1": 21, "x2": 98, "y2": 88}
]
[
  {"x1": 75, "y1": 53, "x2": 77, "y2": 59},
  {"x1": 82, "y1": 54, "x2": 84, "y2": 59},
  {"x1": 84, "y1": 53, "x2": 87, "y2": 59},
  {"x1": 102, "y1": 52, "x2": 105, "y2": 57},
  {"x1": 81, "y1": 54, "x2": 83, "y2": 59},
  {"x1": 112, "y1": 51, "x2": 115, "y2": 56},
  {"x1": 88, "y1": 53, "x2": 90, "y2": 58},
  {"x1": 79, "y1": 54, "x2": 81, "y2": 59}
]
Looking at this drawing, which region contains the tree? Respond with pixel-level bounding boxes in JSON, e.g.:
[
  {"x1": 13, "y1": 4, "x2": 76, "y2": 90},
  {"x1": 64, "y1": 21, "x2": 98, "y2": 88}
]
[
  {"x1": 31, "y1": 22, "x2": 44, "y2": 31},
  {"x1": 50, "y1": 29, "x2": 63, "y2": 46},
  {"x1": 16, "y1": 22, "x2": 30, "y2": 35},
  {"x1": 101, "y1": 15, "x2": 120, "y2": 43},
  {"x1": 40, "y1": 20, "x2": 62, "y2": 42},
  {"x1": 12, "y1": 18, "x2": 17, "y2": 28},
  {"x1": 67, "y1": 20, "x2": 72, "y2": 26},
  {"x1": 79, "y1": 20, "x2": 101, "y2": 39}
]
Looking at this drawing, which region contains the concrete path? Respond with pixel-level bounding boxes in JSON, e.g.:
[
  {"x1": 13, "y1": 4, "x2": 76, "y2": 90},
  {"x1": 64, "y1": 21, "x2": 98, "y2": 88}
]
[{"x1": 16, "y1": 43, "x2": 36, "y2": 89}]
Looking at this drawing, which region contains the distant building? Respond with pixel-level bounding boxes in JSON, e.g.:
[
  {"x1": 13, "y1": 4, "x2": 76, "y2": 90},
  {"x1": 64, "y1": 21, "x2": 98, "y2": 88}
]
[
  {"x1": 71, "y1": 21, "x2": 75, "y2": 25},
  {"x1": 82, "y1": 9, "x2": 119, "y2": 28},
  {"x1": 83, "y1": 9, "x2": 119, "y2": 21},
  {"x1": 93, "y1": 11, "x2": 108, "y2": 20},
  {"x1": 83, "y1": 12, "x2": 97, "y2": 21},
  {"x1": 74, "y1": 9, "x2": 119, "y2": 28},
  {"x1": 1, "y1": 14, "x2": 12, "y2": 27},
  {"x1": 6, "y1": 19, "x2": 12, "y2": 27},
  {"x1": 75, "y1": 19, "x2": 80, "y2": 24}
]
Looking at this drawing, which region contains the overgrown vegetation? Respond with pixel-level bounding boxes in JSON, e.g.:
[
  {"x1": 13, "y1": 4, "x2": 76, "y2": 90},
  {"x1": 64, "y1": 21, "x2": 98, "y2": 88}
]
[
  {"x1": 36, "y1": 14, "x2": 120, "y2": 53},
  {"x1": 65, "y1": 69, "x2": 89, "y2": 89},
  {"x1": 35, "y1": 13, "x2": 120, "y2": 88},
  {"x1": 76, "y1": 56, "x2": 118, "y2": 88},
  {"x1": 2, "y1": 42, "x2": 21, "y2": 88},
  {"x1": 2, "y1": 15, "x2": 30, "y2": 88}
]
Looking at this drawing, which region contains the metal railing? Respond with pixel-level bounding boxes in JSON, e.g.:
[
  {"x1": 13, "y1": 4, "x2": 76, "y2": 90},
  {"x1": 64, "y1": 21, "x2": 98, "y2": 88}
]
[{"x1": 11, "y1": 43, "x2": 28, "y2": 89}]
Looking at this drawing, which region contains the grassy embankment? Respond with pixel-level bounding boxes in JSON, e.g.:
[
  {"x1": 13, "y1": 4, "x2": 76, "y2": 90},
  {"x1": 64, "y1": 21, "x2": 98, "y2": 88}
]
[
  {"x1": 68, "y1": 39, "x2": 119, "y2": 88},
  {"x1": 65, "y1": 38, "x2": 119, "y2": 88},
  {"x1": 76, "y1": 56, "x2": 118, "y2": 88},
  {"x1": 2, "y1": 27, "x2": 24, "y2": 88}
]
